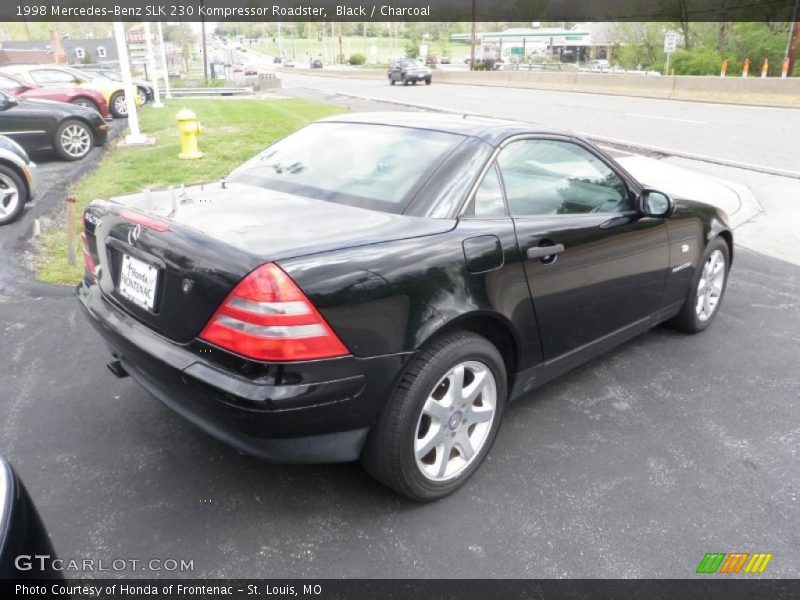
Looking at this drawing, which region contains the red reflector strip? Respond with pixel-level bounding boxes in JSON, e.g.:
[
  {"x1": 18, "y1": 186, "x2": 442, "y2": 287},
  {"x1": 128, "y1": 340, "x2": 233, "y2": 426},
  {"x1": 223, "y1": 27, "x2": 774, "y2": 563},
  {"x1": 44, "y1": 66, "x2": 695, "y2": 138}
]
[
  {"x1": 81, "y1": 232, "x2": 97, "y2": 278},
  {"x1": 120, "y1": 209, "x2": 170, "y2": 232}
]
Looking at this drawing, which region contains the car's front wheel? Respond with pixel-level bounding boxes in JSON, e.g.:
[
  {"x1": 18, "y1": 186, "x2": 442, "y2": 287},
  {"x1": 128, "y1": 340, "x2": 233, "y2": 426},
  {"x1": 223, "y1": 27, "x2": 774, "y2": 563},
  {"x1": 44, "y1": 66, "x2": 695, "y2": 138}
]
[
  {"x1": 0, "y1": 164, "x2": 26, "y2": 225},
  {"x1": 389, "y1": 75, "x2": 395, "y2": 86},
  {"x1": 362, "y1": 331, "x2": 507, "y2": 501},
  {"x1": 54, "y1": 119, "x2": 94, "y2": 161},
  {"x1": 425, "y1": 77, "x2": 432, "y2": 85},
  {"x1": 109, "y1": 91, "x2": 128, "y2": 118},
  {"x1": 670, "y1": 237, "x2": 730, "y2": 333}
]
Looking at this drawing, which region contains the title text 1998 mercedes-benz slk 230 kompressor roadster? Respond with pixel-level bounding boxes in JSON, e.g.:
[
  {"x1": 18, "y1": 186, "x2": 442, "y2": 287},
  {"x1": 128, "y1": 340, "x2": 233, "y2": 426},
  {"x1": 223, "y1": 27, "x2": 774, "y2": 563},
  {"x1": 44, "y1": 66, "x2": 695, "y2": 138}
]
[{"x1": 78, "y1": 113, "x2": 732, "y2": 501}]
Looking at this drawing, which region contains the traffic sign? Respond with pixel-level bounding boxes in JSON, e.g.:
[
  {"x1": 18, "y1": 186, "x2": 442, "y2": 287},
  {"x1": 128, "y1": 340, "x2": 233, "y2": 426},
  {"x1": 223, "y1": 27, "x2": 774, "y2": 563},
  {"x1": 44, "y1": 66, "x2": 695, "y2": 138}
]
[{"x1": 664, "y1": 33, "x2": 678, "y2": 54}]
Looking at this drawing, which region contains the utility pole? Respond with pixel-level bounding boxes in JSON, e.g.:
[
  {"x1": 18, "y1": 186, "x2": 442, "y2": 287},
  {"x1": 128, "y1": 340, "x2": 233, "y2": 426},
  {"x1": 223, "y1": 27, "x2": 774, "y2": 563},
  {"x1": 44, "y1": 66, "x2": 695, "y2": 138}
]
[
  {"x1": 786, "y1": 0, "x2": 800, "y2": 76},
  {"x1": 469, "y1": 0, "x2": 477, "y2": 71},
  {"x1": 143, "y1": 22, "x2": 162, "y2": 108},
  {"x1": 157, "y1": 22, "x2": 172, "y2": 99}
]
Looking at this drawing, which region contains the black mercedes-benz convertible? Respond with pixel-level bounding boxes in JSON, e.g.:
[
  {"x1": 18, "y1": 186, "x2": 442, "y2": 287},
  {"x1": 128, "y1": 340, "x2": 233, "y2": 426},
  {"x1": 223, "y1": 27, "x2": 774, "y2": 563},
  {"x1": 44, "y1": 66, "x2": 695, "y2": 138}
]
[{"x1": 78, "y1": 113, "x2": 732, "y2": 501}]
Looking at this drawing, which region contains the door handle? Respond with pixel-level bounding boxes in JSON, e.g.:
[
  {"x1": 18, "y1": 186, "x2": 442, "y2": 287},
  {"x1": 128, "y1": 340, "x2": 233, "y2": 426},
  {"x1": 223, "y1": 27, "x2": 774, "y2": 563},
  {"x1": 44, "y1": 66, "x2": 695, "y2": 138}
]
[{"x1": 527, "y1": 244, "x2": 565, "y2": 260}]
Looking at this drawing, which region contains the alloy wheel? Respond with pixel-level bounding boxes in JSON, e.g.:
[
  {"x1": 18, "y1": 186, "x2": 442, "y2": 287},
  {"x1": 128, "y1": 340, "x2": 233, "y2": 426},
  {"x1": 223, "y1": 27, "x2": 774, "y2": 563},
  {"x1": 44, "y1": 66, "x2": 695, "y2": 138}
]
[
  {"x1": 0, "y1": 173, "x2": 20, "y2": 220},
  {"x1": 414, "y1": 360, "x2": 497, "y2": 482},
  {"x1": 114, "y1": 94, "x2": 128, "y2": 116},
  {"x1": 696, "y1": 249, "x2": 726, "y2": 321},
  {"x1": 60, "y1": 123, "x2": 92, "y2": 158},
  {"x1": 136, "y1": 89, "x2": 147, "y2": 105}
]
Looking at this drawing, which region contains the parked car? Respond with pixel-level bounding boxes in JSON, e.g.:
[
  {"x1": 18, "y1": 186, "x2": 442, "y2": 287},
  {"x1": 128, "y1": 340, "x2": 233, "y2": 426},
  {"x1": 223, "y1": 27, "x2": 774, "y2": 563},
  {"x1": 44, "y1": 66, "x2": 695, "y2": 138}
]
[
  {"x1": 283, "y1": 59, "x2": 296, "y2": 68},
  {"x1": 425, "y1": 56, "x2": 438, "y2": 66},
  {"x1": 2, "y1": 65, "x2": 141, "y2": 118},
  {"x1": 440, "y1": 57, "x2": 451, "y2": 65},
  {"x1": 244, "y1": 65, "x2": 259, "y2": 76},
  {"x1": 311, "y1": 58, "x2": 324, "y2": 69},
  {"x1": 78, "y1": 113, "x2": 732, "y2": 501},
  {"x1": 0, "y1": 71, "x2": 110, "y2": 119},
  {"x1": 388, "y1": 59, "x2": 432, "y2": 85},
  {"x1": 0, "y1": 134, "x2": 37, "y2": 225},
  {"x1": 0, "y1": 90, "x2": 108, "y2": 161},
  {"x1": 73, "y1": 66, "x2": 154, "y2": 106},
  {"x1": 0, "y1": 456, "x2": 61, "y2": 579}
]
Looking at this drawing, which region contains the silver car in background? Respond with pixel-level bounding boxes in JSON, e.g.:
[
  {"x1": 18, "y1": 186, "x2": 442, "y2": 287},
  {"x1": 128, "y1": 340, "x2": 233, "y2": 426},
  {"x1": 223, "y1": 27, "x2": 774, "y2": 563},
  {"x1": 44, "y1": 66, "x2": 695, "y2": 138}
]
[{"x1": 0, "y1": 134, "x2": 37, "y2": 225}]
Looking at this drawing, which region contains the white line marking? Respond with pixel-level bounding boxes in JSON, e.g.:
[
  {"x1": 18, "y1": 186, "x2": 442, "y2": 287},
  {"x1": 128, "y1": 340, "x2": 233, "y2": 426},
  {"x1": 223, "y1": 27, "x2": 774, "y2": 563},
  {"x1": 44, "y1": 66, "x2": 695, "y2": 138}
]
[{"x1": 625, "y1": 112, "x2": 706, "y2": 124}]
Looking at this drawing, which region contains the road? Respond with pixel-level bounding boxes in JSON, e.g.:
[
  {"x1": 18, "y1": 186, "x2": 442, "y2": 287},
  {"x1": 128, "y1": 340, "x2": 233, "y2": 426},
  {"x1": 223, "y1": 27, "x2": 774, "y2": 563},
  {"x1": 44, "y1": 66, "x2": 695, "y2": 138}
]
[{"x1": 279, "y1": 72, "x2": 800, "y2": 176}]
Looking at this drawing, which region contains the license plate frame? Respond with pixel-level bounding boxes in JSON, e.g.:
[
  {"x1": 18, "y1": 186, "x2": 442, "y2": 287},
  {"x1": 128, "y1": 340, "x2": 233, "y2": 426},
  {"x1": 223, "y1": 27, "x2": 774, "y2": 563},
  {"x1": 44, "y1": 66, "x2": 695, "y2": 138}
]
[{"x1": 118, "y1": 253, "x2": 160, "y2": 313}]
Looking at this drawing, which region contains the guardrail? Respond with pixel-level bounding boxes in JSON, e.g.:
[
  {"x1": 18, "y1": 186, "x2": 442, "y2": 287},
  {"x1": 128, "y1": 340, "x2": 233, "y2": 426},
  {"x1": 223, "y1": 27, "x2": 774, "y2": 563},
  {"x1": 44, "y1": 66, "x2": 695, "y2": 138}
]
[
  {"x1": 290, "y1": 68, "x2": 800, "y2": 107},
  {"x1": 170, "y1": 87, "x2": 254, "y2": 97}
]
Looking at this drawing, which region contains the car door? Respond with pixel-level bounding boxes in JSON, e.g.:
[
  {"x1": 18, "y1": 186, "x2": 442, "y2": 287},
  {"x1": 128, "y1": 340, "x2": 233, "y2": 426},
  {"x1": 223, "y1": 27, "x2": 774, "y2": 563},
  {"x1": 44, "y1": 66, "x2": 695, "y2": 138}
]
[
  {"x1": 497, "y1": 136, "x2": 670, "y2": 360},
  {"x1": 0, "y1": 92, "x2": 51, "y2": 150}
]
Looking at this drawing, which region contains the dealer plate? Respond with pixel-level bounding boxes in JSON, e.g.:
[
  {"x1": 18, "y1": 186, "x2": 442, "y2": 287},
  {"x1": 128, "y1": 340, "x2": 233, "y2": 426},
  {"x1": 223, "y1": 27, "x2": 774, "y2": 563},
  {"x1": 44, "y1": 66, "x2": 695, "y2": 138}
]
[{"x1": 118, "y1": 253, "x2": 159, "y2": 312}]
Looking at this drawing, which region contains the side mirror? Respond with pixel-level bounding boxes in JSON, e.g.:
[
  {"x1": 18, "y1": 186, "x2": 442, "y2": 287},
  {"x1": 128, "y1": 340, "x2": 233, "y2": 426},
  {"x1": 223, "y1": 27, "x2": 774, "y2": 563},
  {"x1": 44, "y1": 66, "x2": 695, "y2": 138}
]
[
  {"x1": 0, "y1": 95, "x2": 17, "y2": 110},
  {"x1": 637, "y1": 188, "x2": 674, "y2": 218}
]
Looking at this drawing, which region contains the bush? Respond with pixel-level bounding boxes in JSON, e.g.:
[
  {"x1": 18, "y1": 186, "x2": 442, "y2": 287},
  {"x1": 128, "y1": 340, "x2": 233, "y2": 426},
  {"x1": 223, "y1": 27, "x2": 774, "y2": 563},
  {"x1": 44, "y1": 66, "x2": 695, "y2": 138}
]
[
  {"x1": 670, "y1": 47, "x2": 723, "y2": 76},
  {"x1": 349, "y1": 53, "x2": 366, "y2": 66}
]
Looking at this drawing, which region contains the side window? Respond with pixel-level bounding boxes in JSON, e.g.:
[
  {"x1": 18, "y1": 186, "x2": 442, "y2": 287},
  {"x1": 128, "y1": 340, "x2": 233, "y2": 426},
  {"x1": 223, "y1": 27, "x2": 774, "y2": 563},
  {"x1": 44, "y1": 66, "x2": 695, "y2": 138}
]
[
  {"x1": 497, "y1": 139, "x2": 631, "y2": 216},
  {"x1": 29, "y1": 69, "x2": 75, "y2": 84},
  {"x1": 0, "y1": 75, "x2": 18, "y2": 91},
  {"x1": 468, "y1": 164, "x2": 506, "y2": 218}
]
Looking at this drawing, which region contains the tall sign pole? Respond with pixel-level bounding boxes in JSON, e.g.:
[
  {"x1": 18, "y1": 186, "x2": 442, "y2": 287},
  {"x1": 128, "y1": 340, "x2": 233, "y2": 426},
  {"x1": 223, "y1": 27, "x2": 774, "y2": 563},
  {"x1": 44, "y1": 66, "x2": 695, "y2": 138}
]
[{"x1": 113, "y1": 22, "x2": 147, "y2": 145}]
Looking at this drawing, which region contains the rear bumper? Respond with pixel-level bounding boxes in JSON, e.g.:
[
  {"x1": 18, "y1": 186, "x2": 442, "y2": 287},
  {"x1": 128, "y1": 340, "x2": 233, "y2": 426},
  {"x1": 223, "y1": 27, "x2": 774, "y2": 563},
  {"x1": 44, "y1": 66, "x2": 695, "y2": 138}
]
[{"x1": 77, "y1": 280, "x2": 412, "y2": 463}]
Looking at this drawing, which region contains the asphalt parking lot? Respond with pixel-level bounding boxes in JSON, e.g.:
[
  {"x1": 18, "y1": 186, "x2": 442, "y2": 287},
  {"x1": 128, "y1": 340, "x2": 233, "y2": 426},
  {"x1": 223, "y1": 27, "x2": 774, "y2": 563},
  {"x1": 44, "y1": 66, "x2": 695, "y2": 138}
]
[
  {"x1": 0, "y1": 101, "x2": 798, "y2": 579},
  {"x1": 0, "y1": 249, "x2": 798, "y2": 578}
]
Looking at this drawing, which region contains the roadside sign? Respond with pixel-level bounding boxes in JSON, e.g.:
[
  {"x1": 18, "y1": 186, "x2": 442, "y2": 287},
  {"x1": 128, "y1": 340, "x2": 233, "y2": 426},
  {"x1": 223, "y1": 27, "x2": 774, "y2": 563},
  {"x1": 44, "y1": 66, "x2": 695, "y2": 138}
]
[{"x1": 664, "y1": 33, "x2": 678, "y2": 54}]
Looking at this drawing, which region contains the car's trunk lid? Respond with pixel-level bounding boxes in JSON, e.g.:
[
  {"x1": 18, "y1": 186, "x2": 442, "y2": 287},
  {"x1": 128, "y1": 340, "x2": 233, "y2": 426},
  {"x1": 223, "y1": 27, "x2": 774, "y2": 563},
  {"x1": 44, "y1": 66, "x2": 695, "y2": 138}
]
[{"x1": 83, "y1": 181, "x2": 454, "y2": 344}]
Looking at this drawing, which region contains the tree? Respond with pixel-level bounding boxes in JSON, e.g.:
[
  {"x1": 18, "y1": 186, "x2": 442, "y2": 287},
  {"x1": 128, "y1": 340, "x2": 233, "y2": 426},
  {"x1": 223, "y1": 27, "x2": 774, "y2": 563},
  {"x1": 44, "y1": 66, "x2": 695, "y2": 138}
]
[{"x1": 404, "y1": 34, "x2": 421, "y2": 58}]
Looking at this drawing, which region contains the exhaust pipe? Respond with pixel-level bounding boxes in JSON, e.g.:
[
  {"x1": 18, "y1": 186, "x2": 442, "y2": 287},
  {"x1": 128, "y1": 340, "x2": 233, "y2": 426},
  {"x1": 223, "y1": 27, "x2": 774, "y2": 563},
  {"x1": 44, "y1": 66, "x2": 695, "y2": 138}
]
[{"x1": 107, "y1": 360, "x2": 129, "y2": 379}]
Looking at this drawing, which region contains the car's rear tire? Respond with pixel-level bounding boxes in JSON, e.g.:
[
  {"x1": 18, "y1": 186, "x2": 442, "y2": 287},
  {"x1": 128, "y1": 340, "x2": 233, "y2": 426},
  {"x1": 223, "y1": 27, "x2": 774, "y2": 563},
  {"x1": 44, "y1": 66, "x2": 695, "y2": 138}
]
[
  {"x1": 669, "y1": 237, "x2": 730, "y2": 333},
  {"x1": 389, "y1": 76, "x2": 395, "y2": 86},
  {"x1": 412, "y1": 79, "x2": 418, "y2": 85},
  {"x1": 109, "y1": 91, "x2": 128, "y2": 118},
  {"x1": 136, "y1": 87, "x2": 148, "y2": 106},
  {"x1": 362, "y1": 331, "x2": 507, "y2": 501},
  {"x1": 0, "y1": 164, "x2": 26, "y2": 225},
  {"x1": 402, "y1": 75, "x2": 408, "y2": 86},
  {"x1": 54, "y1": 119, "x2": 94, "y2": 161},
  {"x1": 71, "y1": 97, "x2": 100, "y2": 113}
]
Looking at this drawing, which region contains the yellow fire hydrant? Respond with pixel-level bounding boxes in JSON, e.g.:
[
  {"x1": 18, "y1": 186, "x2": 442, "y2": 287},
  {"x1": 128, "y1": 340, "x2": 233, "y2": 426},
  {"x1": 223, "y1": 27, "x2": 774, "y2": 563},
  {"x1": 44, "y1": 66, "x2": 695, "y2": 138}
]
[{"x1": 176, "y1": 108, "x2": 203, "y2": 160}]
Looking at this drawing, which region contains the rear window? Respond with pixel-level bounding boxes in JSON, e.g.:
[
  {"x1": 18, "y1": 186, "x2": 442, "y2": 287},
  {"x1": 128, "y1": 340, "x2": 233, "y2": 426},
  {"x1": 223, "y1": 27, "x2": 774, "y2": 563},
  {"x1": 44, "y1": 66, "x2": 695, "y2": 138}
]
[{"x1": 229, "y1": 122, "x2": 465, "y2": 214}]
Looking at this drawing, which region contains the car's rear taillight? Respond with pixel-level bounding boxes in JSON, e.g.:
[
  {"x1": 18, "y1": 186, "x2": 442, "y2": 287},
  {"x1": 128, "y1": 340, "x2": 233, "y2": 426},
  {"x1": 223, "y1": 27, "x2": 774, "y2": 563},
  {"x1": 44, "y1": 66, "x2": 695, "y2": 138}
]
[
  {"x1": 199, "y1": 263, "x2": 349, "y2": 362},
  {"x1": 81, "y1": 231, "x2": 97, "y2": 279}
]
